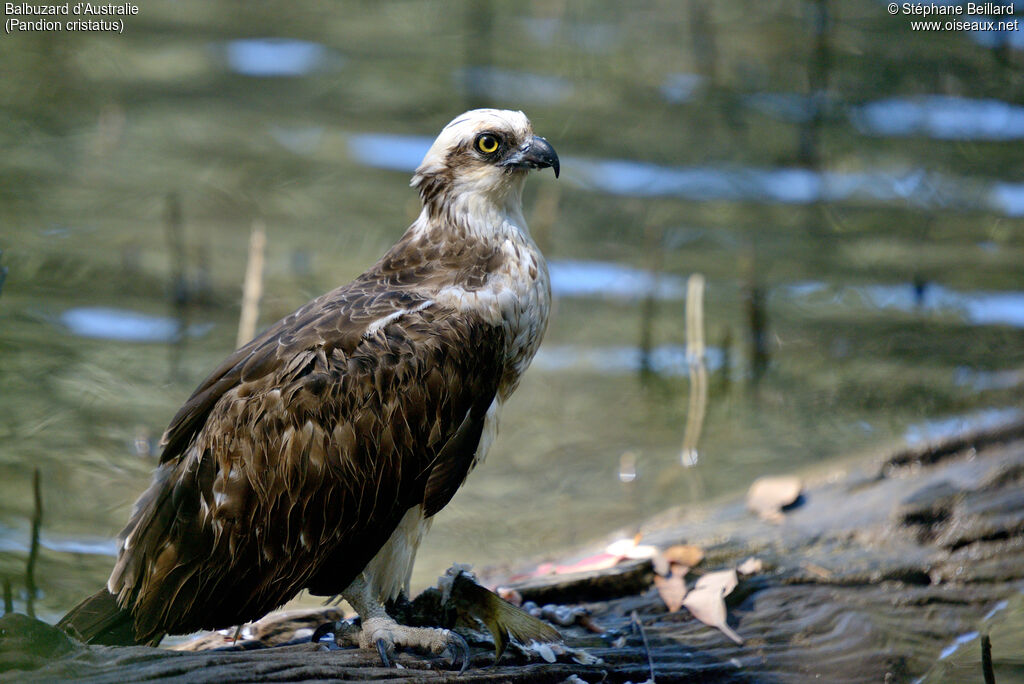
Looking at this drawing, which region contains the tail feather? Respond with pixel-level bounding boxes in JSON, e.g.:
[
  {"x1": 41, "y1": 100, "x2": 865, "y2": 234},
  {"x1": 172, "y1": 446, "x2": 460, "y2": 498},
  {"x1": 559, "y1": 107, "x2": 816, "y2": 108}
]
[{"x1": 57, "y1": 589, "x2": 140, "y2": 646}]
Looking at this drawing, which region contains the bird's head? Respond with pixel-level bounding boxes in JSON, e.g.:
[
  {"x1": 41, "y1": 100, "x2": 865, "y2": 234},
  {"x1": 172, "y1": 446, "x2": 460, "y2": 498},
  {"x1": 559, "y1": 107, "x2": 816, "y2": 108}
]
[{"x1": 412, "y1": 109, "x2": 559, "y2": 217}]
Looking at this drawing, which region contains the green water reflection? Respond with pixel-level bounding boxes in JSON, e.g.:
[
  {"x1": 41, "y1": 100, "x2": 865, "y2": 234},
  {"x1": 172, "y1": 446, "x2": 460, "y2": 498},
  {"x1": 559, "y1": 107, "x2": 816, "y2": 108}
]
[{"x1": 1, "y1": 1, "x2": 1023, "y2": 625}]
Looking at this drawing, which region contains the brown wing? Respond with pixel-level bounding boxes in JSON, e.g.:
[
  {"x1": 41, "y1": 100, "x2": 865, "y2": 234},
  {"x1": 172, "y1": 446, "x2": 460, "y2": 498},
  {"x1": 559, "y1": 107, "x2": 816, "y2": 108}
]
[
  {"x1": 109, "y1": 288, "x2": 505, "y2": 642},
  {"x1": 159, "y1": 282, "x2": 430, "y2": 462},
  {"x1": 159, "y1": 227, "x2": 505, "y2": 463}
]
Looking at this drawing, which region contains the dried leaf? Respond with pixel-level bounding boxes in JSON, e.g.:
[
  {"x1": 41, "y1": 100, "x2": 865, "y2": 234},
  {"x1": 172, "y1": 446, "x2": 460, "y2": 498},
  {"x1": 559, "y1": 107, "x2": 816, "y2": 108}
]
[
  {"x1": 663, "y1": 544, "x2": 705, "y2": 568},
  {"x1": 737, "y1": 557, "x2": 763, "y2": 576},
  {"x1": 747, "y1": 475, "x2": 802, "y2": 522},
  {"x1": 530, "y1": 537, "x2": 665, "y2": 576},
  {"x1": 682, "y1": 569, "x2": 743, "y2": 644},
  {"x1": 653, "y1": 566, "x2": 688, "y2": 612},
  {"x1": 605, "y1": 537, "x2": 659, "y2": 560},
  {"x1": 682, "y1": 592, "x2": 742, "y2": 643},
  {"x1": 695, "y1": 569, "x2": 738, "y2": 597}
]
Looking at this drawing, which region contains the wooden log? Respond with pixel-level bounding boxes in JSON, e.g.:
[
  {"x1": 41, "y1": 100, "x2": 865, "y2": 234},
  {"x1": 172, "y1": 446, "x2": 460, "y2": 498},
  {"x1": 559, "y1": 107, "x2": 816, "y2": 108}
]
[
  {"x1": 504, "y1": 559, "x2": 654, "y2": 606},
  {"x1": 6, "y1": 430, "x2": 1024, "y2": 682}
]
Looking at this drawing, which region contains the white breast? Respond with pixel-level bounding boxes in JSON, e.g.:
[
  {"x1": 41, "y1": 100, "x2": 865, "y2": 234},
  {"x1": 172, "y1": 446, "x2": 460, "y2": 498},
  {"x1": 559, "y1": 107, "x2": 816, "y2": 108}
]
[{"x1": 432, "y1": 231, "x2": 550, "y2": 397}]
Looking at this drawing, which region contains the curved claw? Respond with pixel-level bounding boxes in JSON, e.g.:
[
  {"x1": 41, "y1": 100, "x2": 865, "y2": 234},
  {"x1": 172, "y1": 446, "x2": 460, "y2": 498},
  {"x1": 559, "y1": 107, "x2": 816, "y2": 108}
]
[
  {"x1": 310, "y1": 621, "x2": 335, "y2": 643},
  {"x1": 376, "y1": 637, "x2": 393, "y2": 668},
  {"x1": 444, "y1": 631, "x2": 471, "y2": 674}
]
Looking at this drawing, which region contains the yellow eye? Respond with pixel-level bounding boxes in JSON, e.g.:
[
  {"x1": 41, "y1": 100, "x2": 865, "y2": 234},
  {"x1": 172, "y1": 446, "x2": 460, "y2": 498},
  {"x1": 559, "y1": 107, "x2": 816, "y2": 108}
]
[{"x1": 476, "y1": 134, "x2": 499, "y2": 154}]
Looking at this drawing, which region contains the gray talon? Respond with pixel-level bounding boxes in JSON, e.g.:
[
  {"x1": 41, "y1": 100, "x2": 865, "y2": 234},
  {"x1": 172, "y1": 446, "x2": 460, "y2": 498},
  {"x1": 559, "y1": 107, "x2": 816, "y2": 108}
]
[
  {"x1": 310, "y1": 621, "x2": 336, "y2": 643},
  {"x1": 446, "y1": 631, "x2": 470, "y2": 674},
  {"x1": 376, "y1": 638, "x2": 392, "y2": 668}
]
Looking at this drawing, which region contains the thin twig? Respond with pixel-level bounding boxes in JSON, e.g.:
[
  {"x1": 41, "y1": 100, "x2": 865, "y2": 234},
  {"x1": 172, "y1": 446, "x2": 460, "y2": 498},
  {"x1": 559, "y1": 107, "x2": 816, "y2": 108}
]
[
  {"x1": 2, "y1": 578, "x2": 12, "y2": 614},
  {"x1": 981, "y1": 633, "x2": 995, "y2": 684},
  {"x1": 681, "y1": 274, "x2": 707, "y2": 466},
  {"x1": 237, "y1": 221, "x2": 267, "y2": 349},
  {"x1": 630, "y1": 610, "x2": 656, "y2": 684},
  {"x1": 26, "y1": 467, "x2": 42, "y2": 618}
]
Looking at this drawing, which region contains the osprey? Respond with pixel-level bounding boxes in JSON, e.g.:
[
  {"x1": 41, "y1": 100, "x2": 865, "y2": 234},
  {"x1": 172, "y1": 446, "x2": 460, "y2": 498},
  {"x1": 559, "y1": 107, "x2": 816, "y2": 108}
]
[{"x1": 59, "y1": 109, "x2": 559, "y2": 666}]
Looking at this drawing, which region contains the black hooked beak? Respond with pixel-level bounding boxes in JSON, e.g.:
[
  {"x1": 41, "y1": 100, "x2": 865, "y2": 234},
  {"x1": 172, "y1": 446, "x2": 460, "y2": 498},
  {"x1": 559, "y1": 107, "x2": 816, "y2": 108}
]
[{"x1": 502, "y1": 136, "x2": 560, "y2": 178}]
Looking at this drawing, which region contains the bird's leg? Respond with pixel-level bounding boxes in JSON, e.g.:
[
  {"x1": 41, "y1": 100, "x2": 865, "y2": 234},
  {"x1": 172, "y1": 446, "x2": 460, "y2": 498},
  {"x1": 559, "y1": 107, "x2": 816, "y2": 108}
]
[{"x1": 341, "y1": 574, "x2": 469, "y2": 672}]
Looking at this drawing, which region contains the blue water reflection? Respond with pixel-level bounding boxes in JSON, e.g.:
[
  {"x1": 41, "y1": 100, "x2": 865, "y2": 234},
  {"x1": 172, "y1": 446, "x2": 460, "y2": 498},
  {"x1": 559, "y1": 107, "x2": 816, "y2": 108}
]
[
  {"x1": 904, "y1": 407, "x2": 1023, "y2": 446},
  {"x1": 990, "y1": 182, "x2": 1024, "y2": 216},
  {"x1": 534, "y1": 344, "x2": 725, "y2": 376},
  {"x1": 742, "y1": 90, "x2": 1024, "y2": 143},
  {"x1": 519, "y1": 17, "x2": 618, "y2": 53},
  {"x1": 954, "y1": 367, "x2": 1024, "y2": 391},
  {"x1": 938, "y1": 631, "x2": 982, "y2": 660},
  {"x1": 224, "y1": 38, "x2": 338, "y2": 77},
  {"x1": 457, "y1": 67, "x2": 573, "y2": 104},
  {"x1": 783, "y1": 281, "x2": 1024, "y2": 329},
  {"x1": 0, "y1": 522, "x2": 117, "y2": 557},
  {"x1": 60, "y1": 308, "x2": 212, "y2": 343},
  {"x1": 269, "y1": 125, "x2": 324, "y2": 154},
  {"x1": 345, "y1": 132, "x2": 1022, "y2": 216},
  {"x1": 570, "y1": 159, "x2": 993, "y2": 211},
  {"x1": 347, "y1": 134, "x2": 431, "y2": 173},
  {"x1": 859, "y1": 284, "x2": 1024, "y2": 328},
  {"x1": 572, "y1": 159, "x2": 825, "y2": 202},
  {"x1": 852, "y1": 96, "x2": 1024, "y2": 140},
  {"x1": 548, "y1": 259, "x2": 685, "y2": 300},
  {"x1": 745, "y1": 92, "x2": 823, "y2": 123},
  {"x1": 967, "y1": 0, "x2": 1024, "y2": 49},
  {"x1": 661, "y1": 74, "x2": 704, "y2": 104}
]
